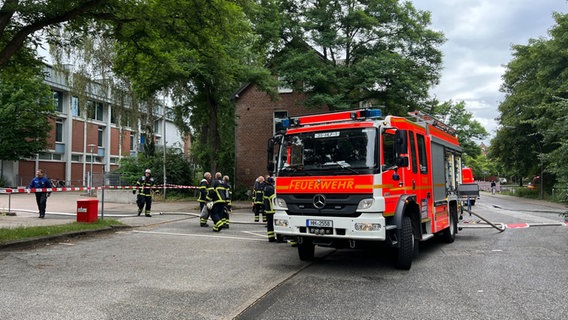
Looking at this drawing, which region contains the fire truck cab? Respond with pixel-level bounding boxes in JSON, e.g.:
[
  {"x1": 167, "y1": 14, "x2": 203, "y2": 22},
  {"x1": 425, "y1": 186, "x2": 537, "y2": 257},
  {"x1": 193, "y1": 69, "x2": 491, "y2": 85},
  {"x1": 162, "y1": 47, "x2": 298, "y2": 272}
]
[{"x1": 268, "y1": 109, "x2": 463, "y2": 269}]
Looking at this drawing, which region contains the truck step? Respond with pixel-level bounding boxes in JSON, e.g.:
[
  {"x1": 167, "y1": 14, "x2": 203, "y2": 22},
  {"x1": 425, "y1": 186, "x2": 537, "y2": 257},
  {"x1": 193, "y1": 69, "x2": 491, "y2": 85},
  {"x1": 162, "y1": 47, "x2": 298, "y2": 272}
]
[{"x1": 420, "y1": 234, "x2": 434, "y2": 241}]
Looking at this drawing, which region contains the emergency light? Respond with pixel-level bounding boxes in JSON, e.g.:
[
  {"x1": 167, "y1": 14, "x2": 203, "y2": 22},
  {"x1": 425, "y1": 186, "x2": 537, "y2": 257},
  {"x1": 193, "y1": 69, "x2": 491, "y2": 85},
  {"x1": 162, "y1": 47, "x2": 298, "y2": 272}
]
[{"x1": 281, "y1": 109, "x2": 382, "y2": 129}]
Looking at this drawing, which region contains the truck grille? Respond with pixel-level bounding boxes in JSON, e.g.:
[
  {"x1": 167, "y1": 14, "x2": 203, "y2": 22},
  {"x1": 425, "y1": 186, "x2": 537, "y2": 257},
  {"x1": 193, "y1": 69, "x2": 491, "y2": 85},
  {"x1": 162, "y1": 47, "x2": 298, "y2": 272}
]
[{"x1": 280, "y1": 194, "x2": 369, "y2": 217}]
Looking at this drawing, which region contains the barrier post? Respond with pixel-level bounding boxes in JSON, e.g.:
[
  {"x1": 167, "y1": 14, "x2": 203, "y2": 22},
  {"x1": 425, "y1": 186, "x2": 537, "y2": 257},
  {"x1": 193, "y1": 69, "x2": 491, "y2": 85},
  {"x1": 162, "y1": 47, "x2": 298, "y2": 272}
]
[{"x1": 101, "y1": 185, "x2": 105, "y2": 220}]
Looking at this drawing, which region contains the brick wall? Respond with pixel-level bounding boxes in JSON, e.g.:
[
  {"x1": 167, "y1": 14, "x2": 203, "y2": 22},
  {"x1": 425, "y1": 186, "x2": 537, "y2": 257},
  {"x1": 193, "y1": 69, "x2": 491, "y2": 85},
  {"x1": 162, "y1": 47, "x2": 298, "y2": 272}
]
[{"x1": 234, "y1": 84, "x2": 327, "y2": 190}]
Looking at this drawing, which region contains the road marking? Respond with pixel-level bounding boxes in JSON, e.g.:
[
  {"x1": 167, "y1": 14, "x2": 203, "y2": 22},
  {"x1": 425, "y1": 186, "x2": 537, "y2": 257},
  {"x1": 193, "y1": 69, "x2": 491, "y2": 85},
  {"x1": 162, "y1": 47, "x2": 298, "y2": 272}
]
[
  {"x1": 506, "y1": 223, "x2": 529, "y2": 229},
  {"x1": 132, "y1": 230, "x2": 266, "y2": 241},
  {"x1": 241, "y1": 231, "x2": 267, "y2": 238}
]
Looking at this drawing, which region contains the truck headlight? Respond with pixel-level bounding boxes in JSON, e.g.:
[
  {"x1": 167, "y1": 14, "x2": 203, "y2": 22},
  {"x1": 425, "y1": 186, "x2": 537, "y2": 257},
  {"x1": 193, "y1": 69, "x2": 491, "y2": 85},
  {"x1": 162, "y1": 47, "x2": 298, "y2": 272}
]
[
  {"x1": 357, "y1": 198, "x2": 374, "y2": 210},
  {"x1": 274, "y1": 219, "x2": 288, "y2": 227},
  {"x1": 354, "y1": 223, "x2": 381, "y2": 231},
  {"x1": 275, "y1": 197, "x2": 288, "y2": 209}
]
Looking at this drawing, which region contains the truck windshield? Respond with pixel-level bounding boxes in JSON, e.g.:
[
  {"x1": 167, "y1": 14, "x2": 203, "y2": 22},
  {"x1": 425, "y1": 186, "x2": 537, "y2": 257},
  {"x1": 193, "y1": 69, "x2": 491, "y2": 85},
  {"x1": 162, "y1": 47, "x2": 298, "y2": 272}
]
[{"x1": 277, "y1": 128, "x2": 378, "y2": 176}]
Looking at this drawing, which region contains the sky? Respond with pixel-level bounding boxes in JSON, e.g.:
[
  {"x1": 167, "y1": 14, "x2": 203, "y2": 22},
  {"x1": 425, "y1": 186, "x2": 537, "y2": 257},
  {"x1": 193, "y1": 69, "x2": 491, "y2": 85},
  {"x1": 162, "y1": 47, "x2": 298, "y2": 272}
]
[{"x1": 409, "y1": 0, "x2": 568, "y2": 145}]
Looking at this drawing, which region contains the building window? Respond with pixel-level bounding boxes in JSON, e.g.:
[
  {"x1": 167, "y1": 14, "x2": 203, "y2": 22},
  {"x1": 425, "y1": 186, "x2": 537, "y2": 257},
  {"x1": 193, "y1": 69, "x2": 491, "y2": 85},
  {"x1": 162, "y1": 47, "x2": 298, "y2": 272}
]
[
  {"x1": 154, "y1": 120, "x2": 160, "y2": 135},
  {"x1": 130, "y1": 132, "x2": 135, "y2": 151},
  {"x1": 274, "y1": 111, "x2": 288, "y2": 134},
  {"x1": 122, "y1": 111, "x2": 131, "y2": 127},
  {"x1": 98, "y1": 126, "x2": 104, "y2": 147},
  {"x1": 53, "y1": 91, "x2": 63, "y2": 112},
  {"x1": 95, "y1": 102, "x2": 104, "y2": 121},
  {"x1": 71, "y1": 154, "x2": 82, "y2": 162},
  {"x1": 110, "y1": 106, "x2": 117, "y2": 124},
  {"x1": 38, "y1": 153, "x2": 51, "y2": 160},
  {"x1": 87, "y1": 101, "x2": 104, "y2": 121},
  {"x1": 55, "y1": 119, "x2": 63, "y2": 142},
  {"x1": 71, "y1": 96, "x2": 80, "y2": 117}
]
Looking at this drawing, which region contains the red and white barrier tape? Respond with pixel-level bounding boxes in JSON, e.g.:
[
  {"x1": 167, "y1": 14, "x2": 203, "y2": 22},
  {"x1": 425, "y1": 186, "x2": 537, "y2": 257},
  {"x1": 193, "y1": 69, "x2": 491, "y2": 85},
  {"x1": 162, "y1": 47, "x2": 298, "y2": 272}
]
[{"x1": 0, "y1": 184, "x2": 198, "y2": 194}]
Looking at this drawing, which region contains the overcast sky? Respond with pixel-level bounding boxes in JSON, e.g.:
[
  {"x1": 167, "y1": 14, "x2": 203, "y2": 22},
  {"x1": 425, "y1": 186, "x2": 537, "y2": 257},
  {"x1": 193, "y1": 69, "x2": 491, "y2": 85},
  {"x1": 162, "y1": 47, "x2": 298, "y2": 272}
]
[{"x1": 409, "y1": 0, "x2": 568, "y2": 144}]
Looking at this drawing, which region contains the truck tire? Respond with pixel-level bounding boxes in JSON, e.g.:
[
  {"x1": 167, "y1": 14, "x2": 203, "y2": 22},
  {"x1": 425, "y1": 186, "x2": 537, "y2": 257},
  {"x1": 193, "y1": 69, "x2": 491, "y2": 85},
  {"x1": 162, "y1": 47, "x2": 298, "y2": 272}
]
[
  {"x1": 442, "y1": 210, "x2": 457, "y2": 243},
  {"x1": 298, "y1": 238, "x2": 315, "y2": 261},
  {"x1": 395, "y1": 216, "x2": 414, "y2": 270}
]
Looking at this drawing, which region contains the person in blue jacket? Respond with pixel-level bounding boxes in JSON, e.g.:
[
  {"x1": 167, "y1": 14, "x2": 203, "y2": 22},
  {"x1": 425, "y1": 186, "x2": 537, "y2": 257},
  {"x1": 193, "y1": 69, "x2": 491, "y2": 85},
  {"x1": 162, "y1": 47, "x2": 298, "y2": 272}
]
[{"x1": 27, "y1": 169, "x2": 53, "y2": 218}]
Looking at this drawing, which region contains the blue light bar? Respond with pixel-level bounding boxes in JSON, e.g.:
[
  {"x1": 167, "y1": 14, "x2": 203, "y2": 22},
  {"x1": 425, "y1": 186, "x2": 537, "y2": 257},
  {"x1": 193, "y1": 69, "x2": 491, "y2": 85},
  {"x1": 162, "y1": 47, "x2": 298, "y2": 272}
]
[
  {"x1": 281, "y1": 118, "x2": 291, "y2": 128},
  {"x1": 360, "y1": 109, "x2": 382, "y2": 118}
]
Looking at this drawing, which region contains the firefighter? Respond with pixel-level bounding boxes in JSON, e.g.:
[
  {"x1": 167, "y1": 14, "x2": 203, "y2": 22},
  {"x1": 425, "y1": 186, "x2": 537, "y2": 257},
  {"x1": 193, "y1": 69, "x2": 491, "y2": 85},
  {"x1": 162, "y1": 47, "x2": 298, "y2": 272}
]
[
  {"x1": 252, "y1": 176, "x2": 265, "y2": 222},
  {"x1": 264, "y1": 176, "x2": 276, "y2": 242},
  {"x1": 198, "y1": 172, "x2": 212, "y2": 227},
  {"x1": 133, "y1": 169, "x2": 158, "y2": 217},
  {"x1": 221, "y1": 175, "x2": 232, "y2": 229},
  {"x1": 209, "y1": 172, "x2": 226, "y2": 232}
]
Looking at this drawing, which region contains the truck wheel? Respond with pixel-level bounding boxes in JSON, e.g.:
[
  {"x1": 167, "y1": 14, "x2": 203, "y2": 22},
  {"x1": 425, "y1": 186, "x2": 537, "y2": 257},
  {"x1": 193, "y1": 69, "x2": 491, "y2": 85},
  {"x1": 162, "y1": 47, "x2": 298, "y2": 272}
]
[
  {"x1": 442, "y1": 210, "x2": 457, "y2": 243},
  {"x1": 298, "y1": 238, "x2": 315, "y2": 261},
  {"x1": 396, "y1": 216, "x2": 414, "y2": 270}
]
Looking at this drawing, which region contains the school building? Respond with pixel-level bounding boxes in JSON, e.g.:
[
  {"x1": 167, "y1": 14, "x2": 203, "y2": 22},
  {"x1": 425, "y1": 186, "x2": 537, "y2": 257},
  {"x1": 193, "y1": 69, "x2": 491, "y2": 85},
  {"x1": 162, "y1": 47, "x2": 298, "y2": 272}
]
[{"x1": 0, "y1": 65, "x2": 188, "y2": 188}]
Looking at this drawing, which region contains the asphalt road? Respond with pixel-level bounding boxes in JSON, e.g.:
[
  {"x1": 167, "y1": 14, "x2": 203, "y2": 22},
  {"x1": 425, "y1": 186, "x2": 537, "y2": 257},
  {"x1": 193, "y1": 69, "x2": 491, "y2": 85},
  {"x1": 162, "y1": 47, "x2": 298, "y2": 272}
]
[{"x1": 1, "y1": 192, "x2": 566, "y2": 320}]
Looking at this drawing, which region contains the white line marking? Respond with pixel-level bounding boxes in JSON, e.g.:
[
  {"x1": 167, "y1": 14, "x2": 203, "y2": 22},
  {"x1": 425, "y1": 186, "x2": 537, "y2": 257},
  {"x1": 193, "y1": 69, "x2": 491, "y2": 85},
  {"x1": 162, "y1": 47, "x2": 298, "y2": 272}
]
[
  {"x1": 241, "y1": 231, "x2": 267, "y2": 238},
  {"x1": 132, "y1": 230, "x2": 266, "y2": 241}
]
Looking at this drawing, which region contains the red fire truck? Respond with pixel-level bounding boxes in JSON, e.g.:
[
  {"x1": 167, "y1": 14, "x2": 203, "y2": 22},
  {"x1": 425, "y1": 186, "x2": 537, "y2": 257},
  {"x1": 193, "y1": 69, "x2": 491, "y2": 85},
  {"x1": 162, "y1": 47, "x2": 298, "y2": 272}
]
[{"x1": 267, "y1": 109, "x2": 463, "y2": 269}]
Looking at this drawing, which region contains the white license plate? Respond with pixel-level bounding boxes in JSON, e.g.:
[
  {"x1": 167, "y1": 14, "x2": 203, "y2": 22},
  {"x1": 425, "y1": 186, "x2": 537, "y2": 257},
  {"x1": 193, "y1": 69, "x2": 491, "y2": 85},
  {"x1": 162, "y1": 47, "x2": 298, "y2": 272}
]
[{"x1": 306, "y1": 219, "x2": 333, "y2": 228}]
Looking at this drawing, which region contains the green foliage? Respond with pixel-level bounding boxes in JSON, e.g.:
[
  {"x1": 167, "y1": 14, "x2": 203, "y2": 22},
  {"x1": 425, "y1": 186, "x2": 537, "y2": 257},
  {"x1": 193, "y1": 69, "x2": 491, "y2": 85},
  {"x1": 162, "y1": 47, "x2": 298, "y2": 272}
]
[
  {"x1": 116, "y1": 147, "x2": 196, "y2": 187},
  {"x1": 463, "y1": 154, "x2": 496, "y2": 181},
  {"x1": 0, "y1": 0, "x2": 120, "y2": 68},
  {"x1": 491, "y1": 12, "x2": 568, "y2": 197},
  {"x1": 111, "y1": 0, "x2": 274, "y2": 174},
  {"x1": 233, "y1": 184, "x2": 253, "y2": 201},
  {"x1": 273, "y1": 0, "x2": 445, "y2": 113},
  {"x1": 0, "y1": 176, "x2": 8, "y2": 188},
  {"x1": 431, "y1": 100, "x2": 488, "y2": 158},
  {"x1": 0, "y1": 64, "x2": 55, "y2": 160},
  {"x1": 512, "y1": 187, "x2": 541, "y2": 200}
]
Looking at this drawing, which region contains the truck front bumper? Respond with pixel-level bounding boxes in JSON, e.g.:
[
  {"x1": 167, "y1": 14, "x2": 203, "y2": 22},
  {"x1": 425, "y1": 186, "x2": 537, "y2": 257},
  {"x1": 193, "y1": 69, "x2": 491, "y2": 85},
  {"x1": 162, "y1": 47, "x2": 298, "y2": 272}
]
[{"x1": 273, "y1": 211, "x2": 388, "y2": 241}]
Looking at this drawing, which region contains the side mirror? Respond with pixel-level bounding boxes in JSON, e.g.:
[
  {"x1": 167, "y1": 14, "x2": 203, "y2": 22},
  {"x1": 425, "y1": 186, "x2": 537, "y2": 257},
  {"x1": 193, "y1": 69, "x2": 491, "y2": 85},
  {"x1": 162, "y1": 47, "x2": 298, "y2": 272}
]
[
  {"x1": 395, "y1": 130, "x2": 408, "y2": 155},
  {"x1": 392, "y1": 167, "x2": 400, "y2": 181},
  {"x1": 396, "y1": 156, "x2": 409, "y2": 167},
  {"x1": 267, "y1": 138, "x2": 275, "y2": 174}
]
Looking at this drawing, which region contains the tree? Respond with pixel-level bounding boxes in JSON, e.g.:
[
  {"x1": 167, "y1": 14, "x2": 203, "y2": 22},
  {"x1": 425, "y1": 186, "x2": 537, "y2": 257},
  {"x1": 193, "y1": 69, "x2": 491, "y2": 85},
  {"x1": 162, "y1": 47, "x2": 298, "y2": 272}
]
[
  {"x1": 111, "y1": 0, "x2": 275, "y2": 174},
  {"x1": 431, "y1": 100, "x2": 488, "y2": 159},
  {"x1": 0, "y1": 0, "x2": 117, "y2": 68},
  {"x1": 491, "y1": 12, "x2": 568, "y2": 192},
  {"x1": 0, "y1": 63, "x2": 55, "y2": 160},
  {"x1": 272, "y1": 0, "x2": 445, "y2": 114}
]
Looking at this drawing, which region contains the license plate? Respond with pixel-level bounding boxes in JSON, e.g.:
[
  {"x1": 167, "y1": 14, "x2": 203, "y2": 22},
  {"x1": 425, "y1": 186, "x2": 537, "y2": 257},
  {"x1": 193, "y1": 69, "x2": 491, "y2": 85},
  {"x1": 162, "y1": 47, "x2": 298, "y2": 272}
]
[{"x1": 306, "y1": 219, "x2": 333, "y2": 228}]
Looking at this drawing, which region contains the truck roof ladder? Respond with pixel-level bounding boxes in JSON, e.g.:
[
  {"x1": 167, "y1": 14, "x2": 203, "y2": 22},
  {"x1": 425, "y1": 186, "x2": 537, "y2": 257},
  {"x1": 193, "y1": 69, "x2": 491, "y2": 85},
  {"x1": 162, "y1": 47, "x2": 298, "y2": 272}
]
[{"x1": 407, "y1": 110, "x2": 456, "y2": 136}]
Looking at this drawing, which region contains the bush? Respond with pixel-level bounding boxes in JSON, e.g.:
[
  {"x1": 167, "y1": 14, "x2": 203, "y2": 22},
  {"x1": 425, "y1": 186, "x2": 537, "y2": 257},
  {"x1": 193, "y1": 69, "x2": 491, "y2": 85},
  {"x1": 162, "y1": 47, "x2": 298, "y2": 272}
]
[{"x1": 514, "y1": 187, "x2": 541, "y2": 199}]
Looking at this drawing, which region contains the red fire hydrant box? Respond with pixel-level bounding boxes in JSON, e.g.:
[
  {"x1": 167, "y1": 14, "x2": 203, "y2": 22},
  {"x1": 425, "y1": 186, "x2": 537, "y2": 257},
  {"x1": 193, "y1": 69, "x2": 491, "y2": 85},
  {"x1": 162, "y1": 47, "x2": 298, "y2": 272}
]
[{"x1": 77, "y1": 199, "x2": 99, "y2": 223}]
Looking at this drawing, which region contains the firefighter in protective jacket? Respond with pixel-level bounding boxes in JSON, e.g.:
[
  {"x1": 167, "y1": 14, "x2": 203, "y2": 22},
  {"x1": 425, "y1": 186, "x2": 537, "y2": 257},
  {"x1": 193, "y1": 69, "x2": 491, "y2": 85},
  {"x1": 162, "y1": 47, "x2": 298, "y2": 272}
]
[
  {"x1": 220, "y1": 175, "x2": 232, "y2": 229},
  {"x1": 133, "y1": 169, "x2": 159, "y2": 217},
  {"x1": 198, "y1": 172, "x2": 212, "y2": 226},
  {"x1": 264, "y1": 176, "x2": 276, "y2": 242},
  {"x1": 208, "y1": 172, "x2": 227, "y2": 232},
  {"x1": 253, "y1": 176, "x2": 265, "y2": 222}
]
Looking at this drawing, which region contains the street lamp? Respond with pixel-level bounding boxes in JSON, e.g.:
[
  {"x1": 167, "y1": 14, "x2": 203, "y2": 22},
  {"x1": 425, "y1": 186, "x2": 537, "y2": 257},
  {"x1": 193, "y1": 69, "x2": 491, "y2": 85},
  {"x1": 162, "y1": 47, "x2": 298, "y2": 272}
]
[{"x1": 88, "y1": 143, "x2": 96, "y2": 195}]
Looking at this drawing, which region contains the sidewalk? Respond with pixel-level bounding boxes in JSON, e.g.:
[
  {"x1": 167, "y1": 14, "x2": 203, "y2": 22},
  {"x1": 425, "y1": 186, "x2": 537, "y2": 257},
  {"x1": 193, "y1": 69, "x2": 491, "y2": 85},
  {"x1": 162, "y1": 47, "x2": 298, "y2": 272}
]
[{"x1": 0, "y1": 191, "x2": 257, "y2": 230}]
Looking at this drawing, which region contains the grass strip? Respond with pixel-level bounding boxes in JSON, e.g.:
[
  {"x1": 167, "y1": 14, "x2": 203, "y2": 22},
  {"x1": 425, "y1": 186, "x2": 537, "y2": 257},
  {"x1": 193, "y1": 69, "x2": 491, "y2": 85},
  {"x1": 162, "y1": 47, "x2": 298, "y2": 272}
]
[{"x1": 0, "y1": 219, "x2": 124, "y2": 243}]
